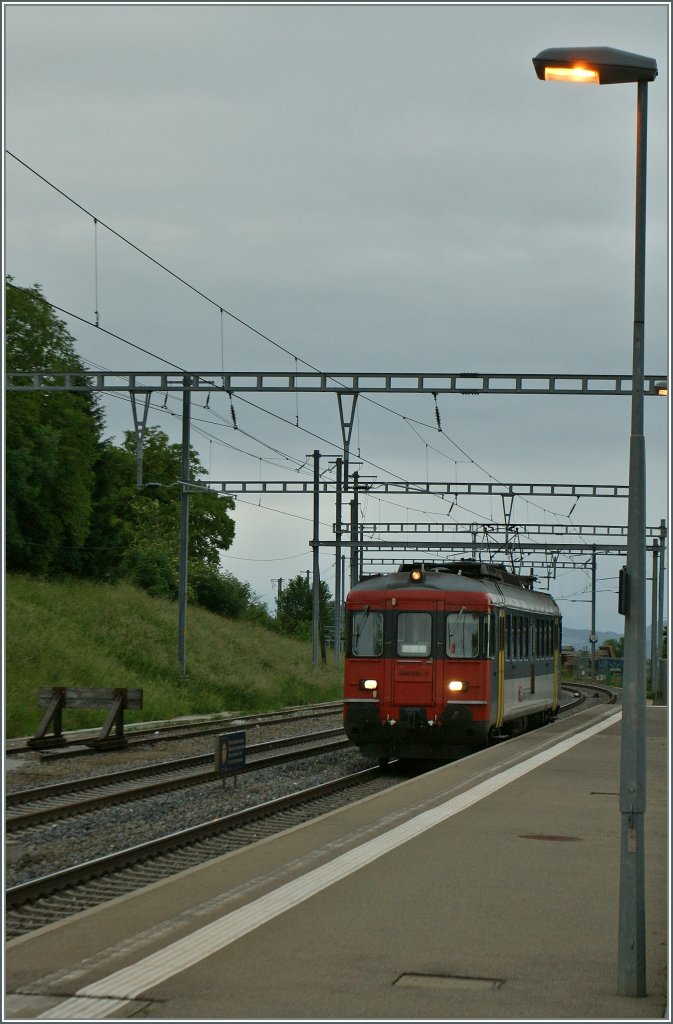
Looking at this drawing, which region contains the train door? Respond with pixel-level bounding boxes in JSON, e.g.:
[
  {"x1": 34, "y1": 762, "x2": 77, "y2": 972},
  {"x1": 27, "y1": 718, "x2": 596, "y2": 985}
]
[
  {"x1": 552, "y1": 615, "x2": 560, "y2": 710},
  {"x1": 528, "y1": 615, "x2": 536, "y2": 696},
  {"x1": 496, "y1": 608, "x2": 505, "y2": 728},
  {"x1": 387, "y1": 598, "x2": 440, "y2": 709}
]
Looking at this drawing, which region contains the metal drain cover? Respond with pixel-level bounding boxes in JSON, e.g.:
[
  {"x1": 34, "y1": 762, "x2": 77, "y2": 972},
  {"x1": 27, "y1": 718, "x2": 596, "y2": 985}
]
[
  {"x1": 518, "y1": 833, "x2": 582, "y2": 841},
  {"x1": 394, "y1": 973, "x2": 504, "y2": 991}
]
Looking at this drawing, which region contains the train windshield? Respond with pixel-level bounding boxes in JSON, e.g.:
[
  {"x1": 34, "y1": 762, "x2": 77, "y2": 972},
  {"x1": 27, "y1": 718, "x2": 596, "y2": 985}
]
[
  {"x1": 446, "y1": 610, "x2": 480, "y2": 658},
  {"x1": 396, "y1": 612, "x2": 432, "y2": 657},
  {"x1": 350, "y1": 609, "x2": 384, "y2": 657}
]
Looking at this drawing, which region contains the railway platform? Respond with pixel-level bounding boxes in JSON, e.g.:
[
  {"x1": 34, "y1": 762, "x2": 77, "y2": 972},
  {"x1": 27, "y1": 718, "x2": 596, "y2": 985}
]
[{"x1": 4, "y1": 703, "x2": 668, "y2": 1021}]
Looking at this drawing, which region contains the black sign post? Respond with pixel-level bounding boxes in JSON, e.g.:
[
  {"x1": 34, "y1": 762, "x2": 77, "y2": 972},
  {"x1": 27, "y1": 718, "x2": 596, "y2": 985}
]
[{"x1": 215, "y1": 731, "x2": 246, "y2": 787}]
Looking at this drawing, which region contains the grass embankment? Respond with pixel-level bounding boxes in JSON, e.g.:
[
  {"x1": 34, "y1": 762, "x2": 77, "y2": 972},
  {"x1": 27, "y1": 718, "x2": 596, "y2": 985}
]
[{"x1": 4, "y1": 574, "x2": 344, "y2": 739}]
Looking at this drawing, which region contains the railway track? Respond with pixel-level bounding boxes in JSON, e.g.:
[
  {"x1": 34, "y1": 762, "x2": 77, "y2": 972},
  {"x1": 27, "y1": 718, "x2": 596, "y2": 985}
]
[
  {"x1": 562, "y1": 681, "x2": 621, "y2": 707},
  {"x1": 5, "y1": 687, "x2": 610, "y2": 838},
  {"x1": 6, "y1": 728, "x2": 349, "y2": 832},
  {"x1": 5, "y1": 765, "x2": 395, "y2": 939},
  {"x1": 5, "y1": 688, "x2": 620, "y2": 940},
  {"x1": 5, "y1": 700, "x2": 343, "y2": 756}
]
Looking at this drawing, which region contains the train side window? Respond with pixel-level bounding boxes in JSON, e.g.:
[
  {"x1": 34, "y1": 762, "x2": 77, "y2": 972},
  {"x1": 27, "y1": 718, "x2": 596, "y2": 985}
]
[
  {"x1": 446, "y1": 611, "x2": 480, "y2": 658},
  {"x1": 513, "y1": 615, "x2": 519, "y2": 660},
  {"x1": 350, "y1": 610, "x2": 384, "y2": 657},
  {"x1": 505, "y1": 614, "x2": 511, "y2": 660},
  {"x1": 522, "y1": 618, "x2": 529, "y2": 658},
  {"x1": 397, "y1": 612, "x2": 432, "y2": 657}
]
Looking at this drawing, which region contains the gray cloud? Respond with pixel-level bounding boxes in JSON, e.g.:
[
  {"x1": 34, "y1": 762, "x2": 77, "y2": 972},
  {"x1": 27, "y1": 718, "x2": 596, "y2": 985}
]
[{"x1": 4, "y1": 2, "x2": 669, "y2": 630}]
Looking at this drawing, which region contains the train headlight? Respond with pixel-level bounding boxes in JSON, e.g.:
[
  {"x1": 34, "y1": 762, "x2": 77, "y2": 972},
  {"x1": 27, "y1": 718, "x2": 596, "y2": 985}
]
[
  {"x1": 410, "y1": 567, "x2": 424, "y2": 582},
  {"x1": 360, "y1": 679, "x2": 378, "y2": 692},
  {"x1": 447, "y1": 679, "x2": 465, "y2": 693}
]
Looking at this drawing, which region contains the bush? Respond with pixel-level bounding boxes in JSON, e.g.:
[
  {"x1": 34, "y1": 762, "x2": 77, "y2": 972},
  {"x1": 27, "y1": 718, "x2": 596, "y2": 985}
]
[
  {"x1": 120, "y1": 545, "x2": 178, "y2": 599},
  {"x1": 191, "y1": 567, "x2": 250, "y2": 617}
]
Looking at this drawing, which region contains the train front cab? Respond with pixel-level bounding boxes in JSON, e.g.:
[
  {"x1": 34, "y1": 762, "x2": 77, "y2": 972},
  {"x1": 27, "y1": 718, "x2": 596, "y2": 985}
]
[{"x1": 343, "y1": 583, "x2": 495, "y2": 762}]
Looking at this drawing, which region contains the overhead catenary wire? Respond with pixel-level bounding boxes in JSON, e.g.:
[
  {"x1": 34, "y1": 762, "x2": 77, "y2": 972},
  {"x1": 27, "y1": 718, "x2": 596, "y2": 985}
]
[
  {"x1": 6, "y1": 154, "x2": 635, "y2": 588},
  {"x1": 7, "y1": 282, "x2": 619, "y2": 574},
  {"x1": 7, "y1": 150, "x2": 357, "y2": 378},
  {"x1": 6, "y1": 151, "x2": 565, "y2": 513},
  {"x1": 6, "y1": 152, "x2": 614, "y2": 551}
]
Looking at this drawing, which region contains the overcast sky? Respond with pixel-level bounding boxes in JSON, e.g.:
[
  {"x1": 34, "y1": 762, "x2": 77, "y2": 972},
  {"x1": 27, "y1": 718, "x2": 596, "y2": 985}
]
[{"x1": 3, "y1": 2, "x2": 670, "y2": 636}]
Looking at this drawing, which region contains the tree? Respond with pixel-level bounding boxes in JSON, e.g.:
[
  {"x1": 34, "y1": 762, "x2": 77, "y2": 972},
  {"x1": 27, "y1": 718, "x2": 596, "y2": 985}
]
[
  {"x1": 78, "y1": 441, "x2": 138, "y2": 581},
  {"x1": 5, "y1": 279, "x2": 104, "y2": 575},
  {"x1": 190, "y1": 564, "x2": 270, "y2": 621},
  {"x1": 276, "y1": 573, "x2": 333, "y2": 653},
  {"x1": 117, "y1": 427, "x2": 236, "y2": 598},
  {"x1": 5, "y1": 279, "x2": 253, "y2": 618}
]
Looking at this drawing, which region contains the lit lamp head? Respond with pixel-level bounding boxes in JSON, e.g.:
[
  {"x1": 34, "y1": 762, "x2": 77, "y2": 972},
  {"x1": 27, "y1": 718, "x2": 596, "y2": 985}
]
[{"x1": 532, "y1": 46, "x2": 658, "y2": 85}]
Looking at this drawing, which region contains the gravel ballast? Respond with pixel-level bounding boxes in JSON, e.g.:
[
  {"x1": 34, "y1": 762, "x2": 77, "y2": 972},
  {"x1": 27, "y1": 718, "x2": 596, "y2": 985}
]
[{"x1": 5, "y1": 716, "x2": 378, "y2": 888}]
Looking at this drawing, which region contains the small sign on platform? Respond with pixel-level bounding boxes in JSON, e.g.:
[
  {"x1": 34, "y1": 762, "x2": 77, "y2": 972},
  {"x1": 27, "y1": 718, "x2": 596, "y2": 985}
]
[{"x1": 215, "y1": 731, "x2": 246, "y2": 786}]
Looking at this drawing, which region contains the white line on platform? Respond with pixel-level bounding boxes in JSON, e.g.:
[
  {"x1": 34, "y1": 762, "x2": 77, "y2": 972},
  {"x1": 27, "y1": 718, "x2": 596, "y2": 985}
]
[{"x1": 38, "y1": 711, "x2": 621, "y2": 1020}]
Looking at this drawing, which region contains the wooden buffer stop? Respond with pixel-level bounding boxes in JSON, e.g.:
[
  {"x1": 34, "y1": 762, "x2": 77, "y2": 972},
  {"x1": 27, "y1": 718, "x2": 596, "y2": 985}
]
[{"x1": 28, "y1": 687, "x2": 144, "y2": 751}]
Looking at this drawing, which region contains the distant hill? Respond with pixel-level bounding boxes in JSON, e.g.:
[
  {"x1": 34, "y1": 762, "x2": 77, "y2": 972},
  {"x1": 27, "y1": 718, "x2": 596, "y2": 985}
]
[
  {"x1": 561, "y1": 626, "x2": 659, "y2": 651},
  {"x1": 561, "y1": 627, "x2": 622, "y2": 650}
]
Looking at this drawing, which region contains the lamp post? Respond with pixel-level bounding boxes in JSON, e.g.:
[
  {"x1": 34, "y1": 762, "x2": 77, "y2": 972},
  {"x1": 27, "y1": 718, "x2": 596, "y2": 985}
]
[{"x1": 532, "y1": 45, "x2": 657, "y2": 998}]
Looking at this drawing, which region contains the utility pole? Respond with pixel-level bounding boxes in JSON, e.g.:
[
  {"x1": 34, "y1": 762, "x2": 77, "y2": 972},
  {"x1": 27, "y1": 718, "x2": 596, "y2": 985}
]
[
  {"x1": 350, "y1": 471, "x2": 359, "y2": 588},
  {"x1": 590, "y1": 545, "x2": 597, "y2": 682},
  {"x1": 334, "y1": 457, "x2": 343, "y2": 665},
  {"x1": 650, "y1": 541, "x2": 659, "y2": 695},
  {"x1": 617, "y1": 75, "x2": 651, "y2": 998},
  {"x1": 311, "y1": 450, "x2": 320, "y2": 669},
  {"x1": 654, "y1": 519, "x2": 667, "y2": 703},
  {"x1": 272, "y1": 578, "x2": 283, "y2": 616},
  {"x1": 178, "y1": 375, "x2": 192, "y2": 678},
  {"x1": 130, "y1": 391, "x2": 151, "y2": 489}
]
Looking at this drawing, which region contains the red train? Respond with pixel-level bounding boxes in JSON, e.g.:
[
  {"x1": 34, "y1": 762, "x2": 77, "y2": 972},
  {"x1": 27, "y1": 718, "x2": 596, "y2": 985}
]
[{"x1": 343, "y1": 560, "x2": 561, "y2": 763}]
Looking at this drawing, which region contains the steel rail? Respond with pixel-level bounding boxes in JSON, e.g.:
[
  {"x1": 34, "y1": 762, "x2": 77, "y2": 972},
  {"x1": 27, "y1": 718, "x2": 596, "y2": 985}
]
[
  {"x1": 6, "y1": 730, "x2": 349, "y2": 831},
  {"x1": 5, "y1": 701, "x2": 343, "y2": 756},
  {"x1": 5, "y1": 693, "x2": 618, "y2": 937},
  {"x1": 5, "y1": 766, "x2": 386, "y2": 916}
]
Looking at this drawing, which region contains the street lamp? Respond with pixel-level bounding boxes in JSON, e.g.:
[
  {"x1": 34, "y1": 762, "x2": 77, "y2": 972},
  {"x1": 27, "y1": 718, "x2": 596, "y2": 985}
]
[{"x1": 532, "y1": 45, "x2": 658, "y2": 999}]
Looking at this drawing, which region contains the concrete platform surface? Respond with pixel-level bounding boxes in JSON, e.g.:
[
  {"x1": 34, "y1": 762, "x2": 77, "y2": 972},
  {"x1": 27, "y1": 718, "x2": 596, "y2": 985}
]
[{"x1": 4, "y1": 704, "x2": 668, "y2": 1021}]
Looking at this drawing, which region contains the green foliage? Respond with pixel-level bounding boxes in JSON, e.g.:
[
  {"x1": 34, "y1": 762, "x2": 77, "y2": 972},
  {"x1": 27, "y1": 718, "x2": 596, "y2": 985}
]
[
  {"x1": 5, "y1": 280, "x2": 103, "y2": 575},
  {"x1": 115, "y1": 427, "x2": 236, "y2": 597},
  {"x1": 6, "y1": 278, "x2": 102, "y2": 375},
  {"x1": 120, "y1": 494, "x2": 180, "y2": 597},
  {"x1": 4, "y1": 575, "x2": 343, "y2": 737},
  {"x1": 78, "y1": 441, "x2": 138, "y2": 581},
  {"x1": 121, "y1": 544, "x2": 178, "y2": 600},
  {"x1": 4, "y1": 279, "x2": 258, "y2": 625},
  {"x1": 276, "y1": 573, "x2": 333, "y2": 640},
  {"x1": 189, "y1": 564, "x2": 270, "y2": 622}
]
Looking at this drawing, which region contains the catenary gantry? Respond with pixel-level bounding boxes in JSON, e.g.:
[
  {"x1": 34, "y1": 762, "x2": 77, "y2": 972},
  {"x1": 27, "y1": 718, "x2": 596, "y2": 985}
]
[{"x1": 4, "y1": 369, "x2": 668, "y2": 395}]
